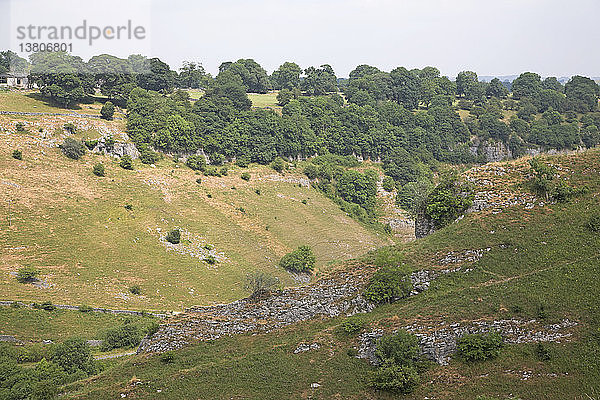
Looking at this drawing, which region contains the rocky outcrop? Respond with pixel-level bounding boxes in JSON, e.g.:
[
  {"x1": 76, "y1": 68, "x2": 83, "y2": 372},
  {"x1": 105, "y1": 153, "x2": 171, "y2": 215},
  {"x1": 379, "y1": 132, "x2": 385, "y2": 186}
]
[
  {"x1": 415, "y1": 213, "x2": 436, "y2": 239},
  {"x1": 470, "y1": 138, "x2": 513, "y2": 163},
  {"x1": 138, "y1": 272, "x2": 375, "y2": 353},
  {"x1": 92, "y1": 139, "x2": 140, "y2": 159},
  {"x1": 358, "y1": 318, "x2": 577, "y2": 366}
]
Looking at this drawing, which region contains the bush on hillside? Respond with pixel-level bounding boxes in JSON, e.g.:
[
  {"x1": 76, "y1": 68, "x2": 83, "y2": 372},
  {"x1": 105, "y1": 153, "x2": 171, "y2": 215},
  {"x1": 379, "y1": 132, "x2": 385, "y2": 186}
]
[
  {"x1": 15, "y1": 122, "x2": 27, "y2": 133},
  {"x1": 382, "y1": 176, "x2": 395, "y2": 192},
  {"x1": 62, "y1": 123, "x2": 77, "y2": 134},
  {"x1": 119, "y1": 155, "x2": 134, "y2": 170},
  {"x1": 279, "y1": 245, "x2": 315, "y2": 273},
  {"x1": 271, "y1": 157, "x2": 287, "y2": 173},
  {"x1": 457, "y1": 332, "x2": 504, "y2": 362},
  {"x1": 303, "y1": 163, "x2": 318, "y2": 180},
  {"x1": 375, "y1": 330, "x2": 421, "y2": 367},
  {"x1": 203, "y1": 166, "x2": 221, "y2": 176},
  {"x1": 100, "y1": 101, "x2": 115, "y2": 120},
  {"x1": 160, "y1": 351, "x2": 175, "y2": 364},
  {"x1": 60, "y1": 138, "x2": 86, "y2": 160},
  {"x1": 219, "y1": 166, "x2": 228, "y2": 176},
  {"x1": 338, "y1": 316, "x2": 366, "y2": 336},
  {"x1": 369, "y1": 364, "x2": 420, "y2": 394},
  {"x1": 165, "y1": 229, "x2": 181, "y2": 244},
  {"x1": 424, "y1": 175, "x2": 473, "y2": 228},
  {"x1": 92, "y1": 163, "x2": 105, "y2": 177},
  {"x1": 84, "y1": 139, "x2": 98, "y2": 150},
  {"x1": 186, "y1": 154, "x2": 206, "y2": 171},
  {"x1": 235, "y1": 156, "x2": 250, "y2": 168},
  {"x1": 101, "y1": 323, "x2": 142, "y2": 351},
  {"x1": 139, "y1": 144, "x2": 160, "y2": 164},
  {"x1": 210, "y1": 153, "x2": 225, "y2": 165},
  {"x1": 369, "y1": 330, "x2": 422, "y2": 394},
  {"x1": 363, "y1": 266, "x2": 412, "y2": 304},
  {"x1": 241, "y1": 172, "x2": 251, "y2": 181},
  {"x1": 244, "y1": 271, "x2": 280, "y2": 298},
  {"x1": 12, "y1": 149, "x2": 22, "y2": 160},
  {"x1": 52, "y1": 338, "x2": 96, "y2": 375},
  {"x1": 129, "y1": 285, "x2": 141, "y2": 295},
  {"x1": 16, "y1": 266, "x2": 40, "y2": 283},
  {"x1": 588, "y1": 214, "x2": 600, "y2": 232}
]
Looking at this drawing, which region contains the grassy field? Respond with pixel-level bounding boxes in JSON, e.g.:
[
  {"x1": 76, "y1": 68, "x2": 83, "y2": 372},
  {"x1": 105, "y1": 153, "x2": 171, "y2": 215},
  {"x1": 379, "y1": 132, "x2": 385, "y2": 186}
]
[
  {"x1": 0, "y1": 306, "x2": 157, "y2": 344},
  {"x1": 248, "y1": 92, "x2": 280, "y2": 109},
  {"x1": 61, "y1": 150, "x2": 600, "y2": 399},
  {"x1": 0, "y1": 91, "x2": 106, "y2": 115},
  {"x1": 0, "y1": 125, "x2": 390, "y2": 310}
]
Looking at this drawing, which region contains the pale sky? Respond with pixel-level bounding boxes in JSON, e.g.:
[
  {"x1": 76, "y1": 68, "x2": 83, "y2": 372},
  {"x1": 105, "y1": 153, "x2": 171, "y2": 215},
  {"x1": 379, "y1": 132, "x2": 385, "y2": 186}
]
[{"x1": 1, "y1": 0, "x2": 599, "y2": 78}]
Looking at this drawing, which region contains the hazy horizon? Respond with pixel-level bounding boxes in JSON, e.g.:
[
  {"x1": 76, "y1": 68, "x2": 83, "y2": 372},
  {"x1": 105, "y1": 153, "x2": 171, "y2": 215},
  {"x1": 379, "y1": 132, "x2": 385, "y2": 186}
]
[{"x1": 1, "y1": 0, "x2": 599, "y2": 78}]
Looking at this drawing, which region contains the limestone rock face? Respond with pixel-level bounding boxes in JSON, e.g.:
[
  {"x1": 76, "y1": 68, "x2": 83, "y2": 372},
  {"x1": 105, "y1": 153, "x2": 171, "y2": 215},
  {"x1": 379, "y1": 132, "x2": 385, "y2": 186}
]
[
  {"x1": 358, "y1": 319, "x2": 577, "y2": 366},
  {"x1": 415, "y1": 214, "x2": 435, "y2": 239},
  {"x1": 93, "y1": 140, "x2": 140, "y2": 159}
]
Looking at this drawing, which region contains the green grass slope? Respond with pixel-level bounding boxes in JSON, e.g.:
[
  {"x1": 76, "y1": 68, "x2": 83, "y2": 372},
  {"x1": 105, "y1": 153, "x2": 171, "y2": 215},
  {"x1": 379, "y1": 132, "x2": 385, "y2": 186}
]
[
  {"x1": 63, "y1": 150, "x2": 600, "y2": 400},
  {"x1": 0, "y1": 127, "x2": 390, "y2": 310}
]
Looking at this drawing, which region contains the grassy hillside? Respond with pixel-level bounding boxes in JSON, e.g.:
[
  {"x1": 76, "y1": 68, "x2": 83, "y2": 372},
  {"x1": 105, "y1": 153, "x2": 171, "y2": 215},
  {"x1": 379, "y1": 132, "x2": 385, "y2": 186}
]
[
  {"x1": 62, "y1": 150, "x2": 600, "y2": 399},
  {"x1": 0, "y1": 114, "x2": 391, "y2": 310}
]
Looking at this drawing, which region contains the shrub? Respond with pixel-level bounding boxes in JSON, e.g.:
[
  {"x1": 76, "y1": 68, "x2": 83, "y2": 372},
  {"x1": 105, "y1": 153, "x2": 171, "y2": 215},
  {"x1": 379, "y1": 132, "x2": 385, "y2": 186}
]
[
  {"x1": 204, "y1": 166, "x2": 221, "y2": 176},
  {"x1": 424, "y1": 176, "x2": 473, "y2": 228},
  {"x1": 124, "y1": 204, "x2": 133, "y2": 211},
  {"x1": 160, "y1": 351, "x2": 175, "y2": 364},
  {"x1": 279, "y1": 245, "x2": 316, "y2": 273},
  {"x1": 204, "y1": 255, "x2": 217, "y2": 265},
  {"x1": 277, "y1": 88, "x2": 294, "y2": 106},
  {"x1": 92, "y1": 163, "x2": 105, "y2": 177},
  {"x1": 119, "y1": 155, "x2": 133, "y2": 170},
  {"x1": 129, "y1": 285, "x2": 141, "y2": 295},
  {"x1": 78, "y1": 305, "x2": 93, "y2": 313},
  {"x1": 303, "y1": 163, "x2": 319, "y2": 180},
  {"x1": 101, "y1": 324, "x2": 142, "y2": 351},
  {"x1": 15, "y1": 122, "x2": 27, "y2": 133},
  {"x1": 588, "y1": 214, "x2": 600, "y2": 232},
  {"x1": 165, "y1": 229, "x2": 181, "y2": 244},
  {"x1": 60, "y1": 138, "x2": 86, "y2": 160},
  {"x1": 535, "y1": 342, "x2": 551, "y2": 361},
  {"x1": 84, "y1": 139, "x2": 98, "y2": 150},
  {"x1": 138, "y1": 144, "x2": 160, "y2": 164},
  {"x1": 244, "y1": 271, "x2": 280, "y2": 298},
  {"x1": 39, "y1": 301, "x2": 56, "y2": 311},
  {"x1": 271, "y1": 157, "x2": 287, "y2": 173},
  {"x1": 62, "y1": 123, "x2": 77, "y2": 134},
  {"x1": 210, "y1": 153, "x2": 225, "y2": 165},
  {"x1": 104, "y1": 136, "x2": 116, "y2": 149},
  {"x1": 241, "y1": 172, "x2": 251, "y2": 181},
  {"x1": 52, "y1": 338, "x2": 96, "y2": 375},
  {"x1": 145, "y1": 321, "x2": 160, "y2": 336},
  {"x1": 382, "y1": 176, "x2": 395, "y2": 192},
  {"x1": 219, "y1": 166, "x2": 228, "y2": 176},
  {"x1": 16, "y1": 266, "x2": 40, "y2": 283},
  {"x1": 100, "y1": 101, "x2": 115, "y2": 120},
  {"x1": 186, "y1": 154, "x2": 206, "y2": 171},
  {"x1": 255, "y1": 189, "x2": 261, "y2": 195},
  {"x1": 12, "y1": 149, "x2": 22, "y2": 160},
  {"x1": 457, "y1": 332, "x2": 504, "y2": 362},
  {"x1": 363, "y1": 266, "x2": 412, "y2": 304},
  {"x1": 195, "y1": 177, "x2": 202, "y2": 184},
  {"x1": 235, "y1": 156, "x2": 250, "y2": 168},
  {"x1": 369, "y1": 364, "x2": 420, "y2": 394},
  {"x1": 375, "y1": 330, "x2": 420, "y2": 367},
  {"x1": 338, "y1": 317, "x2": 366, "y2": 335}
]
